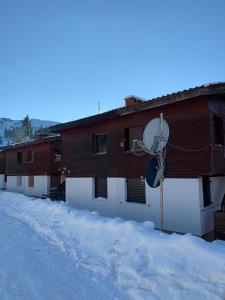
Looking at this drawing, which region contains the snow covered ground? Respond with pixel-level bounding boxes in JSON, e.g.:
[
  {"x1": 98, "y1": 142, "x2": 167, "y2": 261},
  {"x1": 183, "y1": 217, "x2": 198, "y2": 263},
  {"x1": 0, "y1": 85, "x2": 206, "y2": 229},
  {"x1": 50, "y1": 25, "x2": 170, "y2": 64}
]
[{"x1": 0, "y1": 191, "x2": 225, "y2": 300}]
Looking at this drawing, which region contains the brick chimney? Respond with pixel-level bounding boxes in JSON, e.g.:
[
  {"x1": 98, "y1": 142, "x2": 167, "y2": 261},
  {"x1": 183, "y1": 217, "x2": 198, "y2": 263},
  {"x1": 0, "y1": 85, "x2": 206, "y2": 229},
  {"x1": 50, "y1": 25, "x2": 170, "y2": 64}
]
[{"x1": 124, "y1": 96, "x2": 145, "y2": 107}]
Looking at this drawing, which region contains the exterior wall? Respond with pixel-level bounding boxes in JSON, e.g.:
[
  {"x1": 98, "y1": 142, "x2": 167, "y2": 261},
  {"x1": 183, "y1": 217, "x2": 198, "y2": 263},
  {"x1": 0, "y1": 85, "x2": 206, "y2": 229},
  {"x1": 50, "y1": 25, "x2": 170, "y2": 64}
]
[
  {"x1": 66, "y1": 177, "x2": 203, "y2": 236},
  {"x1": 116, "y1": 178, "x2": 152, "y2": 222},
  {"x1": 0, "y1": 174, "x2": 5, "y2": 189},
  {"x1": 23, "y1": 176, "x2": 50, "y2": 197},
  {"x1": 5, "y1": 139, "x2": 61, "y2": 176},
  {"x1": 61, "y1": 96, "x2": 211, "y2": 179},
  {"x1": 66, "y1": 178, "x2": 119, "y2": 217},
  {"x1": 6, "y1": 175, "x2": 50, "y2": 197},
  {"x1": 148, "y1": 178, "x2": 202, "y2": 235},
  {"x1": 7, "y1": 176, "x2": 24, "y2": 194},
  {"x1": 0, "y1": 151, "x2": 5, "y2": 173},
  {"x1": 200, "y1": 176, "x2": 225, "y2": 235}
]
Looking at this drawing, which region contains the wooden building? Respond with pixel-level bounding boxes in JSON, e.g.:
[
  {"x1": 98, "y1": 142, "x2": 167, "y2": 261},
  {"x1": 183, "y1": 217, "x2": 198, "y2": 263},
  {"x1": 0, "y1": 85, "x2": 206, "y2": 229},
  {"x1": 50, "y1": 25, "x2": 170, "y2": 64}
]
[
  {"x1": 0, "y1": 150, "x2": 6, "y2": 189},
  {"x1": 51, "y1": 82, "x2": 225, "y2": 238},
  {"x1": 3, "y1": 135, "x2": 63, "y2": 198}
]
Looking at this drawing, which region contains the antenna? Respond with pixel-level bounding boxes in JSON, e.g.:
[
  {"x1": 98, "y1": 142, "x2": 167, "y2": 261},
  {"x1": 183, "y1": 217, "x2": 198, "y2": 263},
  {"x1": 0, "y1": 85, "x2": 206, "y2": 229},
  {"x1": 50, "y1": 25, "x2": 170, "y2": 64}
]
[
  {"x1": 159, "y1": 113, "x2": 164, "y2": 232},
  {"x1": 132, "y1": 114, "x2": 170, "y2": 232},
  {"x1": 145, "y1": 156, "x2": 167, "y2": 188},
  {"x1": 97, "y1": 101, "x2": 101, "y2": 114}
]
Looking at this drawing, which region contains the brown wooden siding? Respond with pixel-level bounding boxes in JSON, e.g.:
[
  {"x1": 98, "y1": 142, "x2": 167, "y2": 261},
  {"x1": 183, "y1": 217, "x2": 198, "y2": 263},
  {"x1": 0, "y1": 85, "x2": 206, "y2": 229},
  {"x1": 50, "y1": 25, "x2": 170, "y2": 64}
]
[
  {"x1": 5, "y1": 140, "x2": 61, "y2": 176},
  {"x1": 50, "y1": 175, "x2": 61, "y2": 187},
  {"x1": 0, "y1": 151, "x2": 5, "y2": 173},
  {"x1": 61, "y1": 96, "x2": 213, "y2": 178}
]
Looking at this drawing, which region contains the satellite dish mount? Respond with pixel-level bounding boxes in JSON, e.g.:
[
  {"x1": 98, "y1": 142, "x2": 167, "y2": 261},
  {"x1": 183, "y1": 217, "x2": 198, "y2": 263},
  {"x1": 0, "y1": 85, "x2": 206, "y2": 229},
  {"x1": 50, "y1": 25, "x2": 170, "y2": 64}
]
[{"x1": 132, "y1": 113, "x2": 169, "y2": 232}]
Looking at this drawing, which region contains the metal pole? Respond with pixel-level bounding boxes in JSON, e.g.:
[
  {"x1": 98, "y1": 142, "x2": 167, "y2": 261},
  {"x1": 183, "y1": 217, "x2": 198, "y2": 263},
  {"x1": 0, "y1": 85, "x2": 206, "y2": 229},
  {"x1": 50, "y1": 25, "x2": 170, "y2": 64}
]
[{"x1": 160, "y1": 113, "x2": 164, "y2": 231}]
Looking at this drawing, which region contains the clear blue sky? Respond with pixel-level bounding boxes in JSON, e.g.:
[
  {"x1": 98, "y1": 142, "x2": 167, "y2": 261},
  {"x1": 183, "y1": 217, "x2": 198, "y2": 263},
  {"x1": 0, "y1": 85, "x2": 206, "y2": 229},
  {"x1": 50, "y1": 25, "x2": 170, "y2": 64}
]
[{"x1": 0, "y1": 0, "x2": 225, "y2": 122}]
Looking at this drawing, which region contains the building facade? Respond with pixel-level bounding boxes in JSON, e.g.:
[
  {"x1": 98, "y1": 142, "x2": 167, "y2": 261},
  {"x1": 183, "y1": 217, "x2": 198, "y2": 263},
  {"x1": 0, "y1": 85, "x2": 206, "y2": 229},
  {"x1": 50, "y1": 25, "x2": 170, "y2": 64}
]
[
  {"x1": 3, "y1": 135, "x2": 62, "y2": 198},
  {"x1": 51, "y1": 83, "x2": 225, "y2": 237},
  {"x1": 0, "y1": 150, "x2": 6, "y2": 189}
]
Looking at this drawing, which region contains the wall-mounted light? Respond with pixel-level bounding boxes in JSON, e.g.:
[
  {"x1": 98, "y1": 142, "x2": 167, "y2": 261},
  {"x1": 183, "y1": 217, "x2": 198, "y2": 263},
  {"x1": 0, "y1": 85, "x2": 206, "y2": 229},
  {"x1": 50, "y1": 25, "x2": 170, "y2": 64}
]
[{"x1": 59, "y1": 166, "x2": 71, "y2": 175}]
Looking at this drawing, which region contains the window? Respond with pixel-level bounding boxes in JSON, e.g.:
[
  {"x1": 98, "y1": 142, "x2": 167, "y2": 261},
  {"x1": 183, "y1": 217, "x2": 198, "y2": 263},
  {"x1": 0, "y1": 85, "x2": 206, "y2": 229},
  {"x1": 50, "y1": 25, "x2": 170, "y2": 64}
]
[
  {"x1": 124, "y1": 126, "x2": 143, "y2": 151},
  {"x1": 17, "y1": 176, "x2": 22, "y2": 186},
  {"x1": 4, "y1": 175, "x2": 7, "y2": 183},
  {"x1": 54, "y1": 148, "x2": 61, "y2": 162},
  {"x1": 93, "y1": 133, "x2": 107, "y2": 154},
  {"x1": 54, "y1": 148, "x2": 60, "y2": 155},
  {"x1": 27, "y1": 151, "x2": 33, "y2": 162},
  {"x1": 95, "y1": 177, "x2": 107, "y2": 198},
  {"x1": 28, "y1": 175, "x2": 34, "y2": 187},
  {"x1": 17, "y1": 152, "x2": 23, "y2": 164},
  {"x1": 214, "y1": 115, "x2": 224, "y2": 146},
  {"x1": 127, "y1": 177, "x2": 146, "y2": 204},
  {"x1": 202, "y1": 177, "x2": 211, "y2": 207}
]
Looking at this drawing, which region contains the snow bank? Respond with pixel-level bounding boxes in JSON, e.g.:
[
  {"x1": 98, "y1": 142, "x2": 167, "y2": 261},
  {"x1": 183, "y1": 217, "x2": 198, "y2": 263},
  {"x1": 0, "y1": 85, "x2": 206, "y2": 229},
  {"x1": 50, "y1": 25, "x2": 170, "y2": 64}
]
[{"x1": 0, "y1": 191, "x2": 225, "y2": 300}]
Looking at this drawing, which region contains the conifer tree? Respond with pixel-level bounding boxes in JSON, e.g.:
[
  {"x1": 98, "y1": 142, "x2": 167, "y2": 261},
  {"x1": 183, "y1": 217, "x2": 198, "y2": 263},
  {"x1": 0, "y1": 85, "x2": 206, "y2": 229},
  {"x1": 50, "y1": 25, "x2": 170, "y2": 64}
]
[{"x1": 22, "y1": 114, "x2": 32, "y2": 139}]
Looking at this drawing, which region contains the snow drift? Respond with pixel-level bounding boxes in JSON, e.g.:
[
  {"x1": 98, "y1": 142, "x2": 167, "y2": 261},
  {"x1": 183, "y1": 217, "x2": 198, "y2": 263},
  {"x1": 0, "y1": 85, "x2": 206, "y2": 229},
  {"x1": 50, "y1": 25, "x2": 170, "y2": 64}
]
[{"x1": 0, "y1": 191, "x2": 225, "y2": 300}]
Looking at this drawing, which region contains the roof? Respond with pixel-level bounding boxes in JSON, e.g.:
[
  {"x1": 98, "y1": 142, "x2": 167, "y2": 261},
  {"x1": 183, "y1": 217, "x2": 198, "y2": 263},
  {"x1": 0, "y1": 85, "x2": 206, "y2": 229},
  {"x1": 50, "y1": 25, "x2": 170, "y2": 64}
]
[
  {"x1": 0, "y1": 134, "x2": 60, "y2": 151},
  {"x1": 51, "y1": 109, "x2": 120, "y2": 132},
  {"x1": 51, "y1": 82, "x2": 225, "y2": 132}
]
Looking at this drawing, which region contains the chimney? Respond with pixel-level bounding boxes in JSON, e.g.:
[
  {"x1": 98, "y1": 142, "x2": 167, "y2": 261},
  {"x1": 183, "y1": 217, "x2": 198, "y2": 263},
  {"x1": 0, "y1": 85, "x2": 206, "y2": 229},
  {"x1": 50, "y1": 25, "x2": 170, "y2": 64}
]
[{"x1": 124, "y1": 96, "x2": 145, "y2": 107}]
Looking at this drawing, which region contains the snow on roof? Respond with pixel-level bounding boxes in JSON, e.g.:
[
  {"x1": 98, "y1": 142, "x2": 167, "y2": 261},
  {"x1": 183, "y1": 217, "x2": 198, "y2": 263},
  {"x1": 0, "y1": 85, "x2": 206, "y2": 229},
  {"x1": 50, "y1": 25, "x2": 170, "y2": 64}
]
[{"x1": 3, "y1": 134, "x2": 60, "y2": 150}]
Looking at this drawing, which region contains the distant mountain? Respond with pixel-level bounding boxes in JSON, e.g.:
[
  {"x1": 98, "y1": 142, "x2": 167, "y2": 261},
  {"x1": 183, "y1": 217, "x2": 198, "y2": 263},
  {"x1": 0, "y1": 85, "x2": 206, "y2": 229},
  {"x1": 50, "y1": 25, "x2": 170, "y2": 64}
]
[{"x1": 0, "y1": 118, "x2": 59, "y2": 146}]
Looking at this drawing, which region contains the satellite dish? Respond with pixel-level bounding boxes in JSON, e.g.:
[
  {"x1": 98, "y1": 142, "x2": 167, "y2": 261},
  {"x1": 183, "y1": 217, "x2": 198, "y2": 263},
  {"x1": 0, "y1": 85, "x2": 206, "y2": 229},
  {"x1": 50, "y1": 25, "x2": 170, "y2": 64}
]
[
  {"x1": 145, "y1": 156, "x2": 167, "y2": 188},
  {"x1": 143, "y1": 118, "x2": 169, "y2": 153}
]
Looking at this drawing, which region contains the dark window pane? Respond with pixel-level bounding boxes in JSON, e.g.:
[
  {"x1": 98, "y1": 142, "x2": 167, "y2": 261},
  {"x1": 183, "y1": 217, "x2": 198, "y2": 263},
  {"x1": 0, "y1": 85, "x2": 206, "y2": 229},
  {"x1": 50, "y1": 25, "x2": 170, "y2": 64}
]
[
  {"x1": 203, "y1": 177, "x2": 211, "y2": 207},
  {"x1": 54, "y1": 148, "x2": 60, "y2": 155},
  {"x1": 124, "y1": 126, "x2": 143, "y2": 151},
  {"x1": 214, "y1": 115, "x2": 224, "y2": 145},
  {"x1": 95, "y1": 177, "x2": 107, "y2": 198},
  {"x1": 28, "y1": 175, "x2": 34, "y2": 187},
  {"x1": 94, "y1": 134, "x2": 107, "y2": 153},
  {"x1": 127, "y1": 178, "x2": 146, "y2": 204},
  {"x1": 17, "y1": 152, "x2": 23, "y2": 164}
]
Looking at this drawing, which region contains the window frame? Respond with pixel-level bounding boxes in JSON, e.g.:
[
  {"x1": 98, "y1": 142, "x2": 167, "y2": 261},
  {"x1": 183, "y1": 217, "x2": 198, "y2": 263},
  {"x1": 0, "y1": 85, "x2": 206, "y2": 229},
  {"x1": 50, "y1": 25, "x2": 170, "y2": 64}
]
[
  {"x1": 93, "y1": 133, "x2": 107, "y2": 154},
  {"x1": 124, "y1": 126, "x2": 143, "y2": 152},
  {"x1": 27, "y1": 150, "x2": 34, "y2": 162}
]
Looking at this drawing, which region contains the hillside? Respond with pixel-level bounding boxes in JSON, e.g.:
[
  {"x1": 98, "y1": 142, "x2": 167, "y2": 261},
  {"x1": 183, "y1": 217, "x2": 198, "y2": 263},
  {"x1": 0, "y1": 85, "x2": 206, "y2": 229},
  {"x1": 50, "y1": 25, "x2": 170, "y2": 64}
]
[{"x1": 0, "y1": 118, "x2": 59, "y2": 145}]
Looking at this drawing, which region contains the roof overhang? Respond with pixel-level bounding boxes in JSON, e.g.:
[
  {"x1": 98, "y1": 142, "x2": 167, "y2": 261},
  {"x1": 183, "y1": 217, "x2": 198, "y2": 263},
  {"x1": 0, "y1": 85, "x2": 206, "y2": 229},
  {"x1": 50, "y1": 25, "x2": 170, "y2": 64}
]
[{"x1": 50, "y1": 82, "x2": 225, "y2": 132}]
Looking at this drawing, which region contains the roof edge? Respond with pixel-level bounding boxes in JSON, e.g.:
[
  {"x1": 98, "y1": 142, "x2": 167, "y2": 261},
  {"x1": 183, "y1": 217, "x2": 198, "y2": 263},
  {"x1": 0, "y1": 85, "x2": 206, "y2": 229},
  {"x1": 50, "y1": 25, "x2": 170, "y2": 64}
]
[{"x1": 51, "y1": 82, "x2": 225, "y2": 132}]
